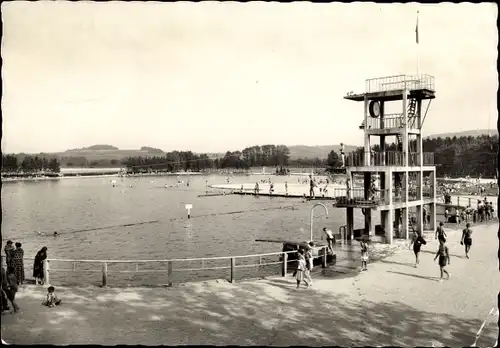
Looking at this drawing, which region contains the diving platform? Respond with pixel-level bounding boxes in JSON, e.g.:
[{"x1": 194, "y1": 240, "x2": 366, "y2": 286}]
[{"x1": 344, "y1": 74, "x2": 436, "y2": 102}]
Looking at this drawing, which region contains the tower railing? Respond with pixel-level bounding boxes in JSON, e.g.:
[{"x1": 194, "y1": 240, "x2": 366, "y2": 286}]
[
  {"x1": 347, "y1": 151, "x2": 434, "y2": 167},
  {"x1": 365, "y1": 114, "x2": 405, "y2": 130},
  {"x1": 365, "y1": 74, "x2": 435, "y2": 93},
  {"x1": 332, "y1": 187, "x2": 390, "y2": 206}
]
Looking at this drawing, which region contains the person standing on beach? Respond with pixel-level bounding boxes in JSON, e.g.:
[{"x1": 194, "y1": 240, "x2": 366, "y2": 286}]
[
  {"x1": 284, "y1": 182, "x2": 288, "y2": 196},
  {"x1": 461, "y1": 223, "x2": 473, "y2": 259},
  {"x1": 294, "y1": 250, "x2": 309, "y2": 289},
  {"x1": 33, "y1": 247, "x2": 48, "y2": 285},
  {"x1": 322, "y1": 227, "x2": 335, "y2": 253},
  {"x1": 309, "y1": 175, "x2": 315, "y2": 199},
  {"x1": 434, "y1": 238, "x2": 451, "y2": 282},
  {"x1": 304, "y1": 243, "x2": 314, "y2": 287},
  {"x1": 435, "y1": 222, "x2": 447, "y2": 242},
  {"x1": 360, "y1": 238, "x2": 369, "y2": 271},
  {"x1": 11, "y1": 243, "x2": 25, "y2": 285},
  {"x1": 4, "y1": 241, "x2": 15, "y2": 268}
]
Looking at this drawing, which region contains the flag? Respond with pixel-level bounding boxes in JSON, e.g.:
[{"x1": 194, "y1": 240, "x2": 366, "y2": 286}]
[{"x1": 415, "y1": 11, "x2": 419, "y2": 44}]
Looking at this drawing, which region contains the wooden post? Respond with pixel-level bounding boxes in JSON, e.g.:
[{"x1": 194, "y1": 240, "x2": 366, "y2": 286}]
[
  {"x1": 167, "y1": 261, "x2": 173, "y2": 287},
  {"x1": 102, "y1": 262, "x2": 107, "y2": 287},
  {"x1": 230, "y1": 258, "x2": 236, "y2": 283},
  {"x1": 282, "y1": 252, "x2": 288, "y2": 277},
  {"x1": 43, "y1": 259, "x2": 50, "y2": 286},
  {"x1": 322, "y1": 246, "x2": 327, "y2": 268}
]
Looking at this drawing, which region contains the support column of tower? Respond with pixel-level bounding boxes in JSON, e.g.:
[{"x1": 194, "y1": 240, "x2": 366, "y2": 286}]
[
  {"x1": 346, "y1": 207, "x2": 354, "y2": 242},
  {"x1": 416, "y1": 98, "x2": 425, "y2": 235},
  {"x1": 363, "y1": 96, "x2": 370, "y2": 165},
  {"x1": 429, "y1": 168, "x2": 437, "y2": 230},
  {"x1": 384, "y1": 168, "x2": 394, "y2": 244},
  {"x1": 402, "y1": 87, "x2": 410, "y2": 240},
  {"x1": 363, "y1": 172, "x2": 373, "y2": 238}
]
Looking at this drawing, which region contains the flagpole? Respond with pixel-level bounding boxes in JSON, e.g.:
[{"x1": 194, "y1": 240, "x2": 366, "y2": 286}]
[{"x1": 416, "y1": 10, "x2": 420, "y2": 77}]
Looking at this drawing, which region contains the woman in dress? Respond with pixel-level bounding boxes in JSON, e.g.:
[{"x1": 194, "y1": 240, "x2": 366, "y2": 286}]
[
  {"x1": 295, "y1": 249, "x2": 309, "y2": 289},
  {"x1": 304, "y1": 242, "x2": 314, "y2": 287},
  {"x1": 33, "y1": 246, "x2": 48, "y2": 285},
  {"x1": 11, "y1": 243, "x2": 25, "y2": 285}
]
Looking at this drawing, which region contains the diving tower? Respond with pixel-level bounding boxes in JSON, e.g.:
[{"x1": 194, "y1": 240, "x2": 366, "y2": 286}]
[{"x1": 335, "y1": 74, "x2": 437, "y2": 244}]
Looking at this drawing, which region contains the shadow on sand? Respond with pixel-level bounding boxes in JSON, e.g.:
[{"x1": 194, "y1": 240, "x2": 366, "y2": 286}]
[{"x1": 2, "y1": 278, "x2": 487, "y2": 346}]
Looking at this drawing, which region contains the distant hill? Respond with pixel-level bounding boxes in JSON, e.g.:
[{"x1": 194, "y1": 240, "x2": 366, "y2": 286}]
[
  {"x1": 55, "y1": 144, "x2": 359, "y2": 162},
  {"x1": 425, "y1": 129, "x2": 496, "y2": 139},
  {"x1": 65, "y1": 144, "x2": 119, "y2": 151}
]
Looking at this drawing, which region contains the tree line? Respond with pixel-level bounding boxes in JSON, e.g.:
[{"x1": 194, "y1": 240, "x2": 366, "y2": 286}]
[
  {"x1": 2, "y1": 154, "x2": 60, "y2": 173},
  {"x1": 122, "y1": 145, "x2": 292, "y2": 172},
  {"x1": 2, "y1": 135, "x2": 497, "y2": 177},
  {"x1": 325, "y1": 134, "x2": 498, "y2": 178}
]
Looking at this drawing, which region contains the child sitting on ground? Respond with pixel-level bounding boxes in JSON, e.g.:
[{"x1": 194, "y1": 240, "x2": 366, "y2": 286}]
[{"x1": 42, "y1": 286, "x2": 62, "y2": 307}]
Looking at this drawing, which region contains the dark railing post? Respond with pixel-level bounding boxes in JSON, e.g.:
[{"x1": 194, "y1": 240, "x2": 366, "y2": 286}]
[
  {"x1": 322, "y1": 247, "x2": 327, "y2": 268},
  {"x1": 167, "y1": 261, "x2": 173, "y2": 287},
  {"x1": 282, "y1": 252, "x2": 287, "y2": 277},
  {"x1": 230, "y1": 258, "x2": 236, "y2": 283},
  {"x1": 101, "y1": 262, "x2": 107, "y2": 287}
]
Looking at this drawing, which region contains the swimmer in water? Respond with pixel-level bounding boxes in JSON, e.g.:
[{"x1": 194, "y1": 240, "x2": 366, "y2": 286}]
[{"x1": 53, "y1": 232, "x2": 58, "y2": 237}]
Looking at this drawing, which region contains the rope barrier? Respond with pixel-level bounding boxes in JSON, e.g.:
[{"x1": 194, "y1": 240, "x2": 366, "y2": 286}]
[{"x1": 25, "y1": 204, "x2": 303, "y2": 238}]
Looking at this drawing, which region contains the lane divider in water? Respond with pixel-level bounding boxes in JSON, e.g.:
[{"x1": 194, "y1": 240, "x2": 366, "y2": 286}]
[{"x1": 29, "y1": 204, "x2": 303, "y2": 237}]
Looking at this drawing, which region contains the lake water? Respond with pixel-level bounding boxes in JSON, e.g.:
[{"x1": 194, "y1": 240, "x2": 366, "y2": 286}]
[{"x1": 2, "y1": 174, "x2": 376, "y2": 285}]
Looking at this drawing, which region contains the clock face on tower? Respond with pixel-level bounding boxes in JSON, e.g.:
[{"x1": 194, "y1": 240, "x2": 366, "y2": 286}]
[{"x1": 369, "y1": 100, "x2": 381, "y2": 118}]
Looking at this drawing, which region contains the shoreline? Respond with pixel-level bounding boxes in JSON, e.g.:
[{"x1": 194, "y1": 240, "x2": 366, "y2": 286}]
[{"x1": 1, "y1": 171, "x2": 206, "y2": 183}]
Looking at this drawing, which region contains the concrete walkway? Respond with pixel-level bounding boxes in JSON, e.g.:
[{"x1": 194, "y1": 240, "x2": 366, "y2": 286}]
[{"x1": 2, "y1": 223, "x2": 498, "y2": 346}]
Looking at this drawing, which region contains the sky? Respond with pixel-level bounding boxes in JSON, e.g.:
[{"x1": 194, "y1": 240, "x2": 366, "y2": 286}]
[{"x1": 1, "y1": 1, "x2": 498, "y2": 154}]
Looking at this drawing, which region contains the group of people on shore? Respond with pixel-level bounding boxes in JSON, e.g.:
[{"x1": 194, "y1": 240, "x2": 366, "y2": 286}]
[
  {"x1": 2, "y1": 243, "x2": 54, "y2": 313},
  {"x1": 443, "y1": 197, "x2": 495, "y2": 225}
]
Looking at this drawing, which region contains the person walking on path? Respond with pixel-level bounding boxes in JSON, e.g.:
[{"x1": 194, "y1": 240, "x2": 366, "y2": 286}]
[
  {"x1": 294, "y1": 250, "x2": 309, "y2": 289},
  {"x1": 461, "y1": 223, "x2": 473, "y2": 259},
  {"x1": 5, "y1": 266, "x2": 20, "y2": 312},
  {"x1": 1, "y1": 266, "x2": 10, "y2": 312},
  {"x1": 11, "y1": 242, "x2": 25, "y2": 285},
  {"x1": 409, "y1": 232, "x2": 427, "y2": 267},
  {"x1": 4, "y1": 241, "x2": 15, "y2": 268},
  {"x1": 360, "y1": 237, "x2": 369, "y2": 271},
  {"x1": 434, "y1": 238, "x2": 451, "y2": 282},
  {"x1": 435, "y1": 222, "x2": 447, "y2": 242},
  {"x1": 304, "y1": 242, "x2": 314, "y2": 287},
  {"x1": 33, "y1": 246, "x2": 48, "y2": 285}
]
